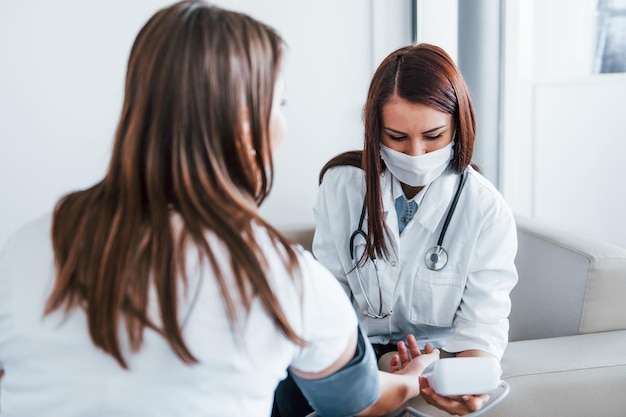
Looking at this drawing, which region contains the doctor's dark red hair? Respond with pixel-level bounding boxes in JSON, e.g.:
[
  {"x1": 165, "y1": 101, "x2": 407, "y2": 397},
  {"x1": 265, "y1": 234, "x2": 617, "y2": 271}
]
[{"x1": 320, "y1": 43, "x2": 477, "y2": 262}]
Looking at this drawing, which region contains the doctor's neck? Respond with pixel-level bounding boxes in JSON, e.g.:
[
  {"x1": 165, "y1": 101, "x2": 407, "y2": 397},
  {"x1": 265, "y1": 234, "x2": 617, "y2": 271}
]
[{"x1": 402, "y1": 183, "x2": 424, "y2": 200}]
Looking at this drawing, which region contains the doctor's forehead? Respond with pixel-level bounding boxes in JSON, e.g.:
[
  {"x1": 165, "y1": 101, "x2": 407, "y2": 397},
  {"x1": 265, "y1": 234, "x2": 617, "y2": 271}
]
[{"x1": 382, "y1": 97, "x2": 451, "y2": 130}]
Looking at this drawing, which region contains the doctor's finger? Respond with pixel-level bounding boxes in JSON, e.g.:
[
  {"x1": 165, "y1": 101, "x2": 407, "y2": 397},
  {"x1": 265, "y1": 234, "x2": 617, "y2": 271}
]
[
  {"x1": 420, "y1": 389, "x2": 471, "y2": 416},
  {"x1": 420, "y1": 389, "x2": 460, "y2": 411},
  {"x1": 461, "y1": 394, "x2": 490, "y2": 412}
]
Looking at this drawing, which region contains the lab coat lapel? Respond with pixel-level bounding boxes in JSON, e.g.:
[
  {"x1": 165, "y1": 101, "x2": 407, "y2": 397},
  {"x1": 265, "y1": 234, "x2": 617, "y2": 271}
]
[
  {"x1": 416, "y1": 168, "x2": 459, "y2": 233},
  {"x1": 381, "y1": 172, "x2": 401, "y2": 255}
]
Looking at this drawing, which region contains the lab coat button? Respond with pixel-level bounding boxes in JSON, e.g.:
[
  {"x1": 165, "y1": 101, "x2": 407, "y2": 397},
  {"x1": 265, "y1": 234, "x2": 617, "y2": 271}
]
[{"x1": 391, "y1": 261, "x2": 397, "y2": 267}]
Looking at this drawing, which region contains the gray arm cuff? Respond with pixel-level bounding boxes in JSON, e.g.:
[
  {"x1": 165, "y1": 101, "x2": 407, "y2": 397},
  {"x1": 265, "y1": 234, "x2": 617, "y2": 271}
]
[{"x1": 290, "y1": 325, "x2": 380, "y2": 417}]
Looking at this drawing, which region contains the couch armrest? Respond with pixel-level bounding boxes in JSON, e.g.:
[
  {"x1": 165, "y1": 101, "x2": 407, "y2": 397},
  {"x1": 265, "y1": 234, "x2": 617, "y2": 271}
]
[{"x1": 511, "y1": 215, "x2": 626, "y2": 341}]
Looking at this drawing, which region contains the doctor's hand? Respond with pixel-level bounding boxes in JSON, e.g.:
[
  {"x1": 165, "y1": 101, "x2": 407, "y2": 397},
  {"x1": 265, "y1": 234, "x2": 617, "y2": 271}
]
[{"x1": 418, "y1": 377, "x2": 491, "y2": 416}]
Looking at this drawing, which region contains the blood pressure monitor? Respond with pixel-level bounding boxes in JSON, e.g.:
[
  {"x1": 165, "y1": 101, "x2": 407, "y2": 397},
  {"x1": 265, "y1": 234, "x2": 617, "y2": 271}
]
[
  {"x1": 403, "y1": 357, "x2": 511, "y2": 417},
  {"x1": 422, "y1": 357, "x2": 502, "y2": 396}
]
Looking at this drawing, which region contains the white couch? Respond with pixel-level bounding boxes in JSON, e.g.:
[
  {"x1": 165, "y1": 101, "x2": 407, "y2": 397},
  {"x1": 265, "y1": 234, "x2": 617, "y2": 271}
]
[{"x1": 281, "y1": 215, "x2": 626, "y2": 416}]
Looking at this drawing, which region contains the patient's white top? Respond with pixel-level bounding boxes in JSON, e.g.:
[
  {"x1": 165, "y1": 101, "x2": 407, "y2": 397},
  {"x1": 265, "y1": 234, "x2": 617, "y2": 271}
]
[{"x1": 0, "y1": 213, "x2": 357, "y2": 417}]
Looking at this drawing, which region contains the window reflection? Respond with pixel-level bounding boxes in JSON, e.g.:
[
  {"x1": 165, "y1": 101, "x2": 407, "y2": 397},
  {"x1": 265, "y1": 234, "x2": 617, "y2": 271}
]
[{"x1": 594, "y1": 0, "x2": 626, "y2": 73}]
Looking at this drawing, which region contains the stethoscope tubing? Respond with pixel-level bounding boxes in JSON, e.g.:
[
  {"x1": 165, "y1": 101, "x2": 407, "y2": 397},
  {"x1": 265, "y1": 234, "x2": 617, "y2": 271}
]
[
  {"x1": 354, "y1": 258, "x2": 390, "y2": 319},
  {"x1": 424, "y1": 171, "x2": 467, "y2": 270},
  {"x1": 349, "y1": 171, "x2": 467, "y2": 318},
  {"x1": 350, "y1": 170, "x2": 468, "y2": 268},
  {"x1": 437, "y1": 171, "x2": 467, "y2": 247},
  {"x1": 349, "y1": 201, "x2": 368, "y2": 261}
]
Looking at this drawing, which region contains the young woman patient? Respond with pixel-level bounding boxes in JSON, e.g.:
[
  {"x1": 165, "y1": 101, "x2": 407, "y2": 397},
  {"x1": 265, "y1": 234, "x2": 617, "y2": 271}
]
[{"x1": 0, "y1": 2, "x2": 439, "y2": 416}]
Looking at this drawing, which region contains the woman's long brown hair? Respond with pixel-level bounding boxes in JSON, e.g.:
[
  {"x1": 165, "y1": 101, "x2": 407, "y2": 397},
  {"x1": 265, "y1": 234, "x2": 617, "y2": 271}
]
[
  {"x1": 47, "y1": 0, "x2": 303, "y2": 369},
  {"x1": 320, "y1": 43, "x2": 477, "y2": 262}
]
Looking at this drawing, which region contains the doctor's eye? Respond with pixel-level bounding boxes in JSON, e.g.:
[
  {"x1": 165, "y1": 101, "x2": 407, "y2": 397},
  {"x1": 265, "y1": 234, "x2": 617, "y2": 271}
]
[
  {"x1": 424, "y1": 133, "x2": 444, "y2": 140},
  {"x1": 387, "y1": 134, "x2": 407, "y2": 142}
]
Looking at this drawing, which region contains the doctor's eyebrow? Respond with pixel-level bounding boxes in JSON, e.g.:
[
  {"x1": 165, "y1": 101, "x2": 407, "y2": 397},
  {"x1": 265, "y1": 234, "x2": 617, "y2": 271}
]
[
  {"x1": 421, "y1": 124, "x2": 448, "y2": 134},
  {"x1": 383, "y1": 124, "x2": 448, "y2": 135},
  {"x1": 384, "y1": 127, "x2": 407, "y2": 135}
]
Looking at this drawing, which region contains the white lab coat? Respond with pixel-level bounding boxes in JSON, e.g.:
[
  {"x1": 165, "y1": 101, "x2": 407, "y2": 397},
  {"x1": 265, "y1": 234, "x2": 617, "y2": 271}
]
[{"x1": 313, "y1": 164, "x2": 518, "y2": 359}]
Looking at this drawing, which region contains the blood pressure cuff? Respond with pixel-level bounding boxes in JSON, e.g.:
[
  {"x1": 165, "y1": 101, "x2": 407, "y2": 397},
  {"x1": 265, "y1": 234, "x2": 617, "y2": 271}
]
[{"x1": 289, "y1": 325, "x2": 380, "y2": 417}]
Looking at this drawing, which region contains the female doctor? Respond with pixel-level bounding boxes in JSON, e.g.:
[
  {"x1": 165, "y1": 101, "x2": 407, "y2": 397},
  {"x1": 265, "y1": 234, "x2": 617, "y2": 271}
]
[{"x1": 312, "y1": 43, "x2": 518, "y2": 416}]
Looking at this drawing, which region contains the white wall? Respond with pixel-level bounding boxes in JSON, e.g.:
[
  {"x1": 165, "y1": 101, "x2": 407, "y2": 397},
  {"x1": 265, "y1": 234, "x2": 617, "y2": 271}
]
[
  {"x1": 532, "y1": 74, "x2": 626, "y2": 247},
  {"x1": 12, "y1": 0, "x2": 621, "y2": 252},
  {"x1": 371, "y1": 0, "x2": 413, "y2": 71},
  {"x1": 415, "y1": 0, "x2": 458, "y2": 62},
  {"x1": 0, "y1": 0, "x2": 414, "y2": 247}
]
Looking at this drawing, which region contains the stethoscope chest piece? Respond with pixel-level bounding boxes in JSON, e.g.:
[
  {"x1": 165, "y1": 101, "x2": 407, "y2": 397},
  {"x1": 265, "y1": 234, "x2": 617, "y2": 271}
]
[{"x1": 425, "y1": 245, "x2": 448, "y2": 271}]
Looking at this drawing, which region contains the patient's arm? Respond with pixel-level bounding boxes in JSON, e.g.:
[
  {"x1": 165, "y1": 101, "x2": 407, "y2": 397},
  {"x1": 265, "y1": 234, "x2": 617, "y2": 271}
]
[
  {"x1": 291, "y1": 327, "x2": 439, "y2": 417},
  {"x1": 357, "y1": 350, "x2": 439, "y2": 416}
]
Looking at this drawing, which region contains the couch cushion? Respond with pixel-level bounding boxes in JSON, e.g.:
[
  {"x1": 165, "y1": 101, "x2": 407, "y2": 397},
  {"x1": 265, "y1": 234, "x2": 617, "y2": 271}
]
[
  {"x1": 484, "y1": 330, "x2": 626, "y2": 417},
  {"x1": 511, "y1": 216, "x2": 626, "y2": 341},
  {"x1": 405, "y1": 330, "x2": 626, "y2": 417}
]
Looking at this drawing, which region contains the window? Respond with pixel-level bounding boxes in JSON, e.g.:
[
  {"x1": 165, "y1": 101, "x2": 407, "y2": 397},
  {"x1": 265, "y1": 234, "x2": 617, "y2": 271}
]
[{"x1": 594, "y1": 0, "x2": 626, "y2": 73}]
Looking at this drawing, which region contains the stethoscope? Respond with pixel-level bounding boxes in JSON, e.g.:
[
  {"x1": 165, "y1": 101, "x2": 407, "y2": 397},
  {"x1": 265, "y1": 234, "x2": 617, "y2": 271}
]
[{"x1": 349, "y1": 171, "x2": 468, "y2": 319}]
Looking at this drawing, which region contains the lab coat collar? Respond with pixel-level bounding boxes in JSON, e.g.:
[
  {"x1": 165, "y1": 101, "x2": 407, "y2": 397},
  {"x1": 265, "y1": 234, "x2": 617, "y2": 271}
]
[
  {"x1": 389, "y1": 175, "x2": 429, "y2": 205},
  {"x1": 382, "y1": 166, "x2": 461, "y2": 234}
]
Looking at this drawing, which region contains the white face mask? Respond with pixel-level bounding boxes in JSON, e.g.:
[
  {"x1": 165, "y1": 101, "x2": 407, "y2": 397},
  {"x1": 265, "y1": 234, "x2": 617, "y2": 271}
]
[{"x1": 380, "y1": 142, "x2": 454, "y2": 186}]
